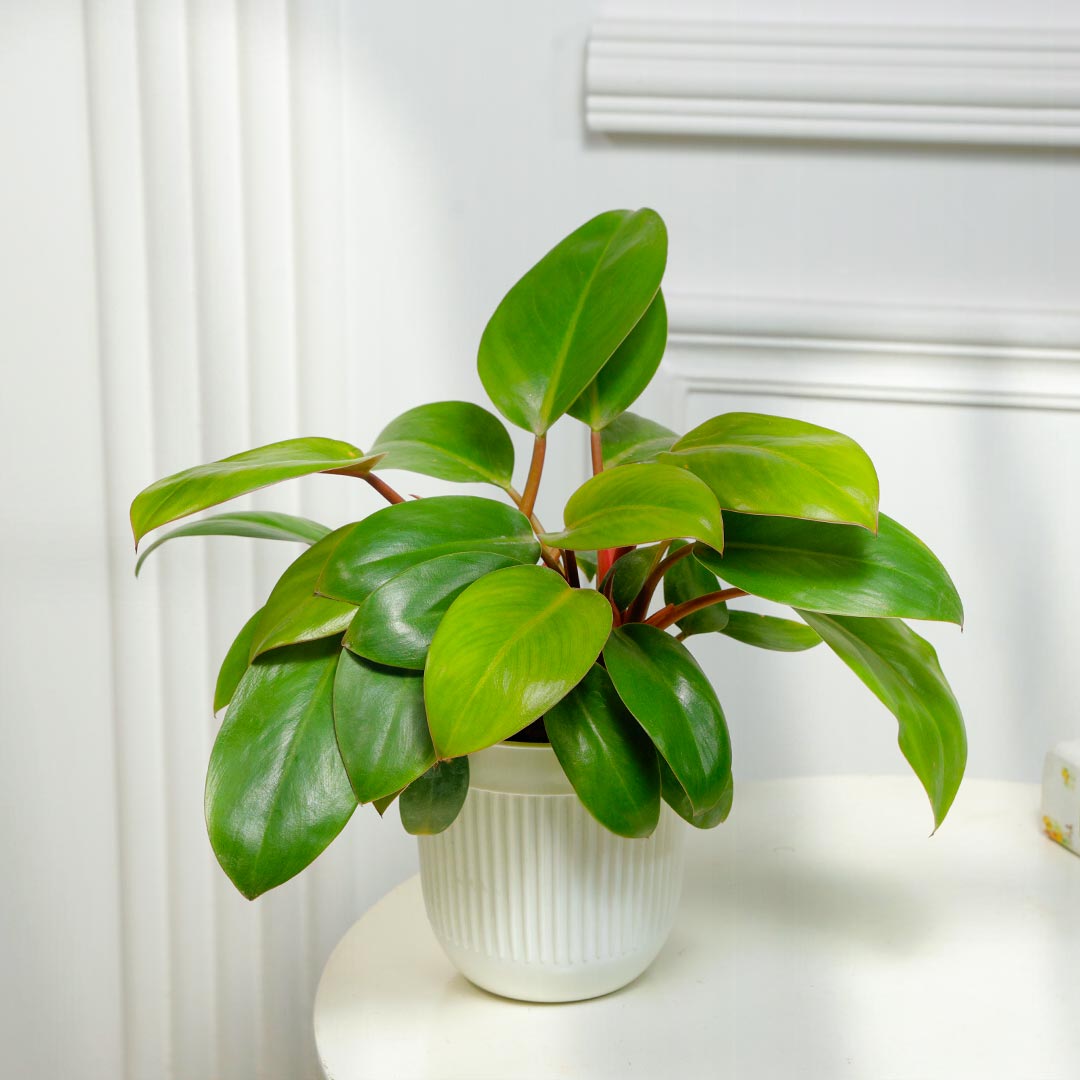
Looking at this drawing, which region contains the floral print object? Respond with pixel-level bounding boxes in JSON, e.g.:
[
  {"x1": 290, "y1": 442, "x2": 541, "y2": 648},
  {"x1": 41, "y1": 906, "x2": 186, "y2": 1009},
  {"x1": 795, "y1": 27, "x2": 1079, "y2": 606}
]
[{"x1": 1041, "y1": 739, "x2": 1080, "y2": 856}]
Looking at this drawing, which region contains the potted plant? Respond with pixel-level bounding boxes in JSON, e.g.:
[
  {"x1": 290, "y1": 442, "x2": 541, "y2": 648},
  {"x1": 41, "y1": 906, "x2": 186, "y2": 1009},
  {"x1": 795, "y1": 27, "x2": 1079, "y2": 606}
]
[{"x1": 130, "y1": 208, "x2": 965, "y2": 1003}]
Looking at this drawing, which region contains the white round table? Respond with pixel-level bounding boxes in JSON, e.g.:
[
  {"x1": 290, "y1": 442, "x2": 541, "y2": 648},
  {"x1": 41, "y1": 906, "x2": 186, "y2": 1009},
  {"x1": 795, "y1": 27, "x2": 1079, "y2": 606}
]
[{"x1": 314, "y1": 777, "x2": 1080, "y2": 1079}]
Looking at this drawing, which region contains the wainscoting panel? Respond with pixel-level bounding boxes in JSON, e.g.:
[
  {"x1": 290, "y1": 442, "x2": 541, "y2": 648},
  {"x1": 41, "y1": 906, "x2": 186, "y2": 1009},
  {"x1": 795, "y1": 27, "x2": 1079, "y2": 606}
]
[{"x1": 651, "y1": 294, "x2": 1080, "y2": 794}]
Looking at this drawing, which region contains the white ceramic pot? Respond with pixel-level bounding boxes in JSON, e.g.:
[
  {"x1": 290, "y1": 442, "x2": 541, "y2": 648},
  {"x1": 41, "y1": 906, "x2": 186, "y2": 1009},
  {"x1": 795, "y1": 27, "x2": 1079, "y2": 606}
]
[{"x1": 416, "y1": 741, "x2": 686, "y2": 1003}]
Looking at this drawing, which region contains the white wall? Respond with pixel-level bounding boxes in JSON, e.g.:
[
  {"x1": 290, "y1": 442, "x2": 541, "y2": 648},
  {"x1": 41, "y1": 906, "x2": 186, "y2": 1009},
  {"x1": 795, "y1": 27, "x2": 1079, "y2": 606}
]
[{"x1": 2, "y1": 1, "x2": 1078, "y2": 1077}]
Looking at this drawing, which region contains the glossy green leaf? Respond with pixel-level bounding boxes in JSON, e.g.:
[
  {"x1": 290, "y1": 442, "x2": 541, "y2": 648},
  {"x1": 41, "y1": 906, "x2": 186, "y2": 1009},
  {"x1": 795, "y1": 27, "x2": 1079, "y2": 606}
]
[
  {"x1": 659, "y1": 756, "x2": 733, "y2": 829},
  {"x1": 318, "y1": 497, "x2": 540, "y2": 604},
  {"x1": 720, "y1": 611, "x2": 821, "y2": 652},
  {"x1": 399, "y1": 758, "x2": 470, "y2": 835},
  {"x1": 135, "y1": 510, "x2": 329, "y2": 576},
  {"x1": 661, "y1": 413, "x2": 879, "y2": 531},
  {"x1": 601, "y1": 546, "x2": 658, "y2": 611},
  {"x1": 576, "y1": 551, "x2": 598, "y2": 581},
  {"x1": 131, "y1": 437, "x2": 379, "y2": 546},
  {"x1": 662, "y1": 541, "x2": 729, "y2": 636},
  {"x1": 250, "y1": 526, "x2": 358, "y2": 659},
  {"x1": 425, "y1": 565, "x2": 613, "y2": 758},
  {"x1": 344, "y1": 552, "x2": 517, "y2": 669},
  {"x1": 205, "y1": 639, "x2": 356, "y2": 899},
  {"x1": 600, "y1": 412, "x2": 678, "y2": 468},
  {"x1": 332, "y1": 652, "x2": 435, "y2": 802},
  {"x1": 214, "y1": 608, "x2": 264, "y2": 713},
  {"x1": 696, "y1": 512, "x2": 963, "y2": 625},
  {"x1": 798, "y1": 611, "x2": 966, "y2": 828},
  {"x1": 540, "y1": 464, "x2": 724, "y2": 552},
  {"x1": 478, "y1": 209, "x2": 667, "y2": 435},
  {"x1": 546, "y1": 665, "x2": 661, "y2": 838},
  {"x1": 369, "y1": 401, "x2": 515, "y2": 488},
  {"x1": 567, "y1": 291, "x2": 668, "y2": 430},
  {"x1": 604, "y1": 624, "x2": 731, "y2": 813}
]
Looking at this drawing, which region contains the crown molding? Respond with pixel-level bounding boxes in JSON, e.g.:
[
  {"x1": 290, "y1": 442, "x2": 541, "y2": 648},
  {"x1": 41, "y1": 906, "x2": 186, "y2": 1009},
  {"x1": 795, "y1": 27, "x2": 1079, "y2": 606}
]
[{"x1": 586, "y1": 20, "x2": 1080, "y2": 147}]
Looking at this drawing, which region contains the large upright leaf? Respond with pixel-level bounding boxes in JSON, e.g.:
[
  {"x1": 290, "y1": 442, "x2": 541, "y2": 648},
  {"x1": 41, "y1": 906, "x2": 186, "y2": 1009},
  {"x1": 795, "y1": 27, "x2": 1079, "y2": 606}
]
[
  {"x1": 333, "y1": 652, "x2": 435, "y2": 803},
  {"x1": 662, "y1": 540, "x2": 729, "y2": 636},
  {"x1": 135, "y1": 510, "x2": 329, "y2": 576},
  {"x1": 131, "y1": 437, "x2": 380, "y2": 546},
  {"x1": 344, "y1": 551, "x2": 517, "y2": 669},
  {"x1": 600, "y1": 412, "x2": 677, "y2": 468},
  {"x1": 545, "y1": 665, "x2": 661, "y2": 838},
  {"x1": 368, "y1": 401, "x2": 515, "y2": 488},
  {"x1": 798, "y1": 611, "x2": 966, "y2": 828},
  {"x1": 249, "y1": 525, "x2": 358, "y2": 659},
  {"x1": 603, "y1": 624, "x2": 731, "y2": 813},
  {"x1": 425, "y1": 565, "x2": 613, "y2": 758},
  {"x1": 696, "y1": 512, "x2": 963, "y2": 625},
  {"x1": 540, "y1": 464, "x2": 724, "y2": 552},
  {"x1": 661, "y1": 413, "x2": 879, "y2": 531},
  {"x1": 567, "y1": 291, "x2": 667, "y2": 431},
  {"x1": 205, "y1": 639, "x2": 356, "y2": 899},
  {"x1": 318, "y1": 497, "x2": 539, "y2": 604},
  {"x1": 399, "y1": 758, "x2": 470, "y2": 836},
  {"x1": 478, "y1": 209, "x2": 667, "y2": 435}
]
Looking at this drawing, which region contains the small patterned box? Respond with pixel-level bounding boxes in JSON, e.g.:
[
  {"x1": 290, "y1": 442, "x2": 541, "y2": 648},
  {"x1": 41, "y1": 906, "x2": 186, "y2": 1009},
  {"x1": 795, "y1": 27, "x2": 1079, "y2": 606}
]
[{"x1": 1042, "y1": 739, "x2": 1080, "y2": 855}]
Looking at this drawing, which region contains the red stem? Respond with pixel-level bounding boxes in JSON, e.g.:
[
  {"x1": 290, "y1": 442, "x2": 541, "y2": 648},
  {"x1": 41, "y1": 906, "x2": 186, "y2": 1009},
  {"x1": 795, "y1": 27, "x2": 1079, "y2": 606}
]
[
  {"x1": 645, "y1": 588, "x2": 748, "y2": 632},
  {"x1": 520, "y1": 436, "x2": 546, "y2": 520},
  {"x1": 591, "y1": 429, "x2": 619, "y2": 582},
  {"x1": 361, "y1": 473, "x2": 405, "y2": 505}
]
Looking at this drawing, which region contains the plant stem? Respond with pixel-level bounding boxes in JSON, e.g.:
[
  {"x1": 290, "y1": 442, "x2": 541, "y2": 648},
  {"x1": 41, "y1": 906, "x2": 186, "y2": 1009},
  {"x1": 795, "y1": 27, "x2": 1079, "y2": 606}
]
[
  {"x1": 628, "y1": 540, "x2": 687, "y2": 621},
  {"x1": 564, "y1": 549, "x2": 581, "y2": 588},
  {"x1": 361, "y1": 473, "x2": 406, "y2": 505},
  {"x1": 590, "y1": 429, "x2": 620, "y2": 582},
  {"x1": 506, "y1": 484, "x2": 563, "y2": 573},
  {"x1": 520, "y1": 435, "x2": 546, "y2": 520},
  {"x1": 645, "y1": 588, "x2": 748, "y2": 632}
]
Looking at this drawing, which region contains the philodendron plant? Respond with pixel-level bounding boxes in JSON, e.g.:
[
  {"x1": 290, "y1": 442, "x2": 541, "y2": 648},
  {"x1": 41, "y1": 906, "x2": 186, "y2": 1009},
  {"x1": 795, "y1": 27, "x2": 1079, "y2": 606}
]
[{"x1": 131, "y1": 208, "x2": 965, "y2": 900}]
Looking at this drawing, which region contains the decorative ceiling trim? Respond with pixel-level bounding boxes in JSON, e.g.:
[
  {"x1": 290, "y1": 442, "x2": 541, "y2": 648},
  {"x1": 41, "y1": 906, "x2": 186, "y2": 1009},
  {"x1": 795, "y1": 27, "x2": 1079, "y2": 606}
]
[{"x1": 586, "y1": 20, "x2": 1080, "y2": 147}]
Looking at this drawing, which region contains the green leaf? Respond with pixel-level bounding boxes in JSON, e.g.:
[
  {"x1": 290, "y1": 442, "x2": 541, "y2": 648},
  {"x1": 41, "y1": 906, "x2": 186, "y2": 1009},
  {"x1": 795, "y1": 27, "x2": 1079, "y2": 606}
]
[
  {"x1": 369, "y1": 401, "x2": 515, "y2": 488},
  {"x1": 797, "y1": 612, "x2": 966, "y2": 828},
  {"x1": 249, "y1": 526, "x2": 358, "y2": 659},
  {"x1": 540, "y1": 464, "x2": 724, "y2": 552},
  {"x1": 661, "y1": 413, "x2": 879, "y2": 531},
  {"x1": 332, "y1": 652, "x2": 435, "y2": 803},
  {"x1": 662, "y1": 541, "x2": 729, "y2": 636},
  {"x1": 696, "y1": 512, "x2": 963, "y2": 625},
  {"x1": 135, "y1": 510, "x2": 330, "y2": 576},
  {"x1": 425, "y1": 565, "x2": 613, "y2": 758},
  {"x1": 214, "y1": 607, "x2": 264, "y2": 713},
  {"x1": 131, "y1": 437, "x2": 380, "y2": 546},
  {"x1": 600, "y1": 411, "x2": 678, "y2": 468},
  {"x1": 576, "y1": 551, "x2": 598, "y2": 581},
  {"x1": 478, "y1": 209, "x2": 667, "y2": 435},
  {"x1": 318, "y1": 497, "x2": 540, "y2": 604},
  {"x1": 205, "y1": 639, "x2": 356, "y2": 899},
  {"x1": 545, "y1": 665, "x2": 661, "y2": 838},
  {"x1": 567, "y1": 291, "x2": 667, "y2": 431},
  {"x1": 659, "y1": 756, "x2": 733, "y2": 829},
  {"x1": 603, "y1": 624, "x2": 731, "y2": 813},
  {"x1": 344, "y1": 551, "x2": 517, "y2": 669},
  {"x1": 399, "y1": 758, "x2": 470, "y2": 835},
  {"x1": 601, "y1": 546, "x2": 658, "y2": 611},
  {"x1": 720, "y1": 611, "x2": 821, "y2": 652},
  {"x1": 371, "y1": 791, "x2": 400, "y2": 817}
]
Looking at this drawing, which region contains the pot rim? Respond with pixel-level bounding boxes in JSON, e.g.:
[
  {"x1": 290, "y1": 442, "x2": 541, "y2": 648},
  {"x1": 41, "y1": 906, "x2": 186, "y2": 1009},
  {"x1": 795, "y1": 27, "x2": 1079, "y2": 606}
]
[{"x1": 467, "y1": 740, "x2": 575, "y2": 796}]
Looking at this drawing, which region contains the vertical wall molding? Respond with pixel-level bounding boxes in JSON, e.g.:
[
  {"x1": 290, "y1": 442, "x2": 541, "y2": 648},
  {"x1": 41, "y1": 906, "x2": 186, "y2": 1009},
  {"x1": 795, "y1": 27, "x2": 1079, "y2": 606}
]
[{"x1": 84, "y1": 3, "x2": 362, "y2": 1077}]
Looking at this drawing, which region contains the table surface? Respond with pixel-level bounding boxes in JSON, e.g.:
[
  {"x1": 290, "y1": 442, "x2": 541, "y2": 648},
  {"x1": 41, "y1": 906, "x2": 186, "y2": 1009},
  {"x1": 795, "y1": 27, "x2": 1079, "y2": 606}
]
[{"x1": 314, "y1": 776, "x2": 1080, "y2": 1080}]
